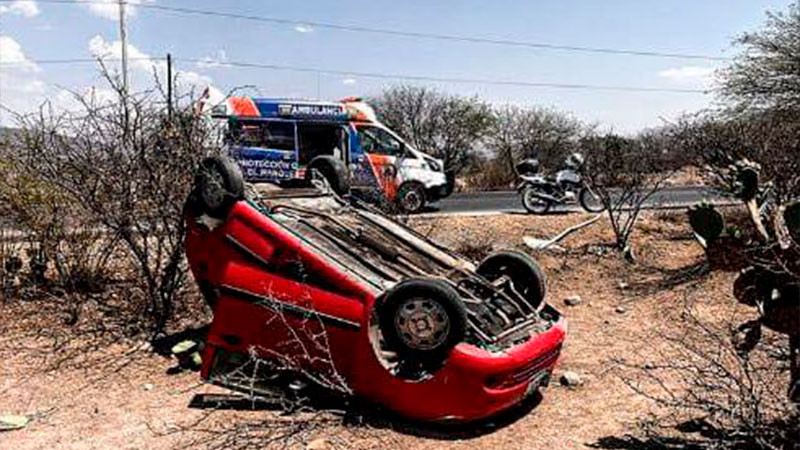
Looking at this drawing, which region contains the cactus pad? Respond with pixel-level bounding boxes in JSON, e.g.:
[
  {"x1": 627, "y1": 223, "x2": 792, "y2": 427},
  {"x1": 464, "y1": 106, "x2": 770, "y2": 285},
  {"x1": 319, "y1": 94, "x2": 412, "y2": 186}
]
[
  {"x1": 688, "y1": 203, "x2": 724, "y2": 245},
  {"x1": 734, "y1": 167, "x2": 759, "y2": 201}
]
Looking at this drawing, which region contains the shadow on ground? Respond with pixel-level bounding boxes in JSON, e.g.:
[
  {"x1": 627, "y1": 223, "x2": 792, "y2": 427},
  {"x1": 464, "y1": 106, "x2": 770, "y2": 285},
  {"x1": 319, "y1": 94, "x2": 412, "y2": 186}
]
[
  {"x1": 187, "y1": 383, "x2": 543, "y2": 440},
  {"x1": 628, "y1": 260, "x2": 710, "y2": 295},
  {"x1": 589, "y1": 417, "x2": 800, "y2": 450},
  {"x1": 357, "y1": 391, "x2": 543, "y2": 440},
  {"x1": 589, "y1": 434, "x2": 705, "y2": 450}
]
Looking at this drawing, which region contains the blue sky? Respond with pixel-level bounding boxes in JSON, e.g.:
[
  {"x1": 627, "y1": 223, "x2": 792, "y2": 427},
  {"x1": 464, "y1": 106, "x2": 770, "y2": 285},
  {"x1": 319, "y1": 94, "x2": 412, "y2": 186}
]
[{"x1": 0, "y1": 0, "x2": 794, "y2": 131}]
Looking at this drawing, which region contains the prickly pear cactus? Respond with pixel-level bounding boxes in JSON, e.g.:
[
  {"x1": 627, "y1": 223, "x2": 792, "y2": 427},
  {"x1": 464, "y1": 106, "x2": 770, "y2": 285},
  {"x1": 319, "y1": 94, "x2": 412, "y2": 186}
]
[
  {"x1": 689, "y1": 160, "x2": 800, "y2": 403},
  {"x1": 688, "y1": 202, "x2": 748, "y2": 270},
  {"x1": 688, "y1": 203, "x2": 724, "y2": 246},
  {"x1": 734, "y1": 165, "x2": 759, "y2": 201}
]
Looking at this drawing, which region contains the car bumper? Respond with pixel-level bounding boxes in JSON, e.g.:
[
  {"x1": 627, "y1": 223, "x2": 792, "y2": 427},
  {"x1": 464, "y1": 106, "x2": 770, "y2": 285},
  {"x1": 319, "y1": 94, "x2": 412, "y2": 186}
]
[{"x1": 354, "y1": 309, "x2": 567, "y2": 423}]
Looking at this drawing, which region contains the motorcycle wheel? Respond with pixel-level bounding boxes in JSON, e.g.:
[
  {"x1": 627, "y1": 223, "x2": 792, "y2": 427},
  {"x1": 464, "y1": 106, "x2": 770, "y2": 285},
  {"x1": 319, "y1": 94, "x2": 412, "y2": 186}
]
[
  {"x1": 579, "y1": 187, "x2": 606, "y2": 212},
  {"x1": 522, "y1": 186, "x2": 551, "y2": 214}
]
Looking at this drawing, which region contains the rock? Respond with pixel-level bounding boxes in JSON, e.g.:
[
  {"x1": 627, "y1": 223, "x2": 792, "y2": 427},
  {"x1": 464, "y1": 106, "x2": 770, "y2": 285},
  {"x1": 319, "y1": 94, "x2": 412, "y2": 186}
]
[
  {"x1": 559, "y1": 371, "x2": 582, "y2": 387},
  {"x1": 0, "y1": 415, "x2": 29, "y2": 431},
  {"x1": 142, "y1": 383, "x2": 154, "y2": 391},
  {"x1": 306, "y1": 438, "x2": 329, "y2": 450},
  {"x1": 563, "y1": 295, "x2": 583, "y2": 306},
  {"x1": 618, "y1": 281, "x2": 629, "y2": 290},
  {"x1": 615, "y1": 305, "x2": 628, "y2": 314}
]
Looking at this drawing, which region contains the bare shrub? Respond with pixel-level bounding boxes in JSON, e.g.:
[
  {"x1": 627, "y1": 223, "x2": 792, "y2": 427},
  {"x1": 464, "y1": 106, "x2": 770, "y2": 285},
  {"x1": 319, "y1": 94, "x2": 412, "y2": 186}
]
[
  {"x1": 457, "y1": 154, "x2": 517, "y2": 191},
  {"x1": 3, "y1": 71, "x2": 221, "y2": 335},
  {"x1": 489, "y1": 105, "x2": 587, "y2": 176},
  {"x1": 582, "y1": 132, "x2": 675, "y2": 255},
  {"x1": 370, "y1": 85, "x2": 494, "y2": 175},
  {"x1": 671, "y1": 111, "x2": 800, "y2": 205},
  {"x1": 616, "y1": 297, "x2": 798, "y2": 450}
]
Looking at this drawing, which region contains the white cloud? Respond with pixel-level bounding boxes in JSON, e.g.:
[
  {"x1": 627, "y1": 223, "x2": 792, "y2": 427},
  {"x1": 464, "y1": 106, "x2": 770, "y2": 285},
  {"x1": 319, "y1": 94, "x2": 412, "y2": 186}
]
[
  {"x1": 658, "y1": 66, "x2": 715, "y2": 85},
  {"x1": 0, "y1": 35, "x2": 40, "y2": 72},
  {"x1": 88, "y1": 34, "x2": 159, "y2": 73},
  {"x1": 0, "y1": 75, "x2": 47, "y2": 125},
  {"x1": 342, "y1": 78, "x2": 356, "y2": 85},
  {"x1": 75, "y1": 0, "x2": 154, "y2": 21},
  {"x1": 196, "y1": 50, "x2": 229, "y2": 69},
  {"x1": 88, "y1": 35, "x2": 218, "y2": 96},
  {"x1": 0, "y1": 1, "x2": 40, "y2": 18},
  {"x1": 0, "y1": 37, "x2": 45, "y2": 125},
  {"x1": 294, "y1": 24, "x2": 313, "y2": 33}
]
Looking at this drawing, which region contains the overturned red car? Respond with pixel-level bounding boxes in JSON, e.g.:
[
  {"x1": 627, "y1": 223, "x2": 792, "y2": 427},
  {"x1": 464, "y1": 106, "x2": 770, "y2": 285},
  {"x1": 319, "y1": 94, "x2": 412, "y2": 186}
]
[{"x1": 184, "y1": 157, "x2": 566, "y2": 422}]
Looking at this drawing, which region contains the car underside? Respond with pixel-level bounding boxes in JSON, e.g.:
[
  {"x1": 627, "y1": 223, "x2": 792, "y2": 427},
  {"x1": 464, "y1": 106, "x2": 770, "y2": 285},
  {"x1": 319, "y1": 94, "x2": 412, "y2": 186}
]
[{"x1": 184, "y1": 157, "x2": 566, "y2": 422}]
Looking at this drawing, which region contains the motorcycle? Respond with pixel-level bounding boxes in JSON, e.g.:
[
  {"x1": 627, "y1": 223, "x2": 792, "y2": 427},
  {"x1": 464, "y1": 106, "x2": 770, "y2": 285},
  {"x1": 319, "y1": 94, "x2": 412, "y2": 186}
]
[{"x1": 516, "y1": 153, "x2": 606, "y2": 214}]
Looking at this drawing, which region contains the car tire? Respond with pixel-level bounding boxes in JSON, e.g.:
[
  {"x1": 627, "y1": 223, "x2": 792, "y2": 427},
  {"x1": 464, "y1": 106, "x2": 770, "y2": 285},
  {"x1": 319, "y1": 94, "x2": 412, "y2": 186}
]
[
  {"x1": 477, "y1": 251, "x2": 547, "y2": 311},
  {"x1": 193, "y1": 156, "x2": 245, "y2": 219},
  {"x1": 397, "y1": 182, "x2": 426, "y2": 214},
  {"x1": 307, "y1": 155, "x2": 350, "y2": 196},
  {"x1": 378, "y1": 279, "x2": 467, "y2": 362}
]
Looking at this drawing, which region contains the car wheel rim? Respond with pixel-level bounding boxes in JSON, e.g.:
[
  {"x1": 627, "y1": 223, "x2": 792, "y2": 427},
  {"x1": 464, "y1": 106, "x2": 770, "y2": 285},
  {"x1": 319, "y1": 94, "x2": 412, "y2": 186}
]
[
  {"x1": 394, "y1": 297, "x2": 449, "y2": 350},
  {"x1": 401, "y1": 189, "x2": 422, "y2": 212},
  {"x1": 201, "y1": 169, "x2": 226, "y2": 209},
  {"x1": 309, "y1": 169, "x2": 330, "y2": 191}
]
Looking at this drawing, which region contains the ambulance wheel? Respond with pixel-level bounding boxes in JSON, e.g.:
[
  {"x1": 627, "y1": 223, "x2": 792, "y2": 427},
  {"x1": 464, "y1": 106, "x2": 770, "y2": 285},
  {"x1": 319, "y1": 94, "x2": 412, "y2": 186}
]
[
  {"x1": 193, "y1": 156, "x2": 244, "y2": 219},
  {"x1": 477, "y1": 251, "x2": 547, "y2": 311},
  {"x1": 397, "y1": 182, "x2": 426, "y2": 214},
  {"x1": 378, "y1": 279, "x2": 467, "y2": 362},
  {"x1": 307, "y1": 156, "x2": 350, "y2": 196}
]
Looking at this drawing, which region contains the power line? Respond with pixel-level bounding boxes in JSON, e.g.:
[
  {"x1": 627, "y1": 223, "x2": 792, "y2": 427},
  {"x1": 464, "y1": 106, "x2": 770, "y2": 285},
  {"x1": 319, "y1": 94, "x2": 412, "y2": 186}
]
[
  {"x1": 7, "y1": 0, "x2": 730, "y2": 61},
  {"x1": 2, "y1": 55, "x2": 710, "y2": 94},
  {"x1": 0, "y1": 57, "x2": 165, "y2": 65},
  {"x1": 176, "y1": 57, "x2": 710, "y2": 94}
]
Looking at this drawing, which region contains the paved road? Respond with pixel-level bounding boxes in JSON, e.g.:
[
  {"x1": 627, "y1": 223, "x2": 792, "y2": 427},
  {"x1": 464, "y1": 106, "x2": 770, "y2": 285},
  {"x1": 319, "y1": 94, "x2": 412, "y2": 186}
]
[{"x1": 430, "y1": 186, "x2": 730, "y2": 215}]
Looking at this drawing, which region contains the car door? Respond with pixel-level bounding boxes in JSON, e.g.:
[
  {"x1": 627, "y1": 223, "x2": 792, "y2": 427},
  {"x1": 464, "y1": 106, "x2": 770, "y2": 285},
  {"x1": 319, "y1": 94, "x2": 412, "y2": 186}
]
[{"x1": 352, "y1": 124, "x2": 406, "y2": 200}]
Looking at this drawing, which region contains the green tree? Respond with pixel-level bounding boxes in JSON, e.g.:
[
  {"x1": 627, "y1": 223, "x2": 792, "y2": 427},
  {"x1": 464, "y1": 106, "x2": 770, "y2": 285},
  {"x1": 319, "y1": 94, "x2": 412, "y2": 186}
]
[{"x1": 721, "y1": 2, "x2": 800, "y2": 112}]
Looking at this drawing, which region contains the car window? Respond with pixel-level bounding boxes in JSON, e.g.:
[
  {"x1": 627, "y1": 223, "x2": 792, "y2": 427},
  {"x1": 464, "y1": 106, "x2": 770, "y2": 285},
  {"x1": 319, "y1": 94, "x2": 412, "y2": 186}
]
[
  {"x1": 356, "y1": 125, "x2": 404, "y2": 156},
  {"x1": 229, "y1": 120, "x2": 295, "y2": 150}
]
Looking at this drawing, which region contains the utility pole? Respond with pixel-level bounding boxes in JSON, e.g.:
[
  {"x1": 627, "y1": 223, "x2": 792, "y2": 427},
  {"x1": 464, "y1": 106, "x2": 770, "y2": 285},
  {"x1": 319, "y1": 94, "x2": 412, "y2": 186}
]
[
  {"x1": 118, "y1": 0, "x2": 130, "y2": 146},
  {"x1": 167, "y1": 53, "x2": 173, "y2": 120},
  {"x1": 118, "y1": 0, "x2": 129, "y2": 99}
]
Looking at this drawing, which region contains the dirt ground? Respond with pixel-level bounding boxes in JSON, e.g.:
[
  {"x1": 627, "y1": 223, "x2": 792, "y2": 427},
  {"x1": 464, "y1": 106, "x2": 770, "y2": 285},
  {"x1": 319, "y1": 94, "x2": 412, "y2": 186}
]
[{"x1": 0, "y1": 210, "x2": 763, "y2": 449}]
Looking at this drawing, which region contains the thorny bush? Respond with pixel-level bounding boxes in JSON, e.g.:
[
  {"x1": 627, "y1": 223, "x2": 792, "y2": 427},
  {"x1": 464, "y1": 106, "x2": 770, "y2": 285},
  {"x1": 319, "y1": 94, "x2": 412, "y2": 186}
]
[
  {"x1": 0, "y1": 73, "x2": 222, "y2": 336},
  {"x1": 616, "y1": 296, "x2": 798, "y2": 450},
  {"x1": 581, "y1": 132, "x2": 675, "y2": 255}
]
